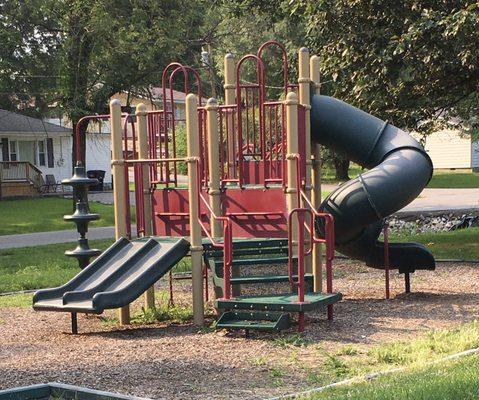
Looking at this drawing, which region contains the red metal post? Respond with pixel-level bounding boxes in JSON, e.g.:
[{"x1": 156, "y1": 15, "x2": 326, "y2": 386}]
[{"x1": 384, "y1": 221, "x2": 390, "y2": 300}]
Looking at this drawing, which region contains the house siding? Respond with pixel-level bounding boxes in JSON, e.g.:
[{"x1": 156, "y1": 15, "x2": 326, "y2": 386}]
[
  {"x1": 0, "y1": 134, "x2": 111, "y2": 185},
  {"x1": 471, "y1": 140, "x2": 479, "y2": 169},
  {"x1": 423, "y1": 129, "x2": 472, "y2": 169},
  {"x1": 85, "y1": 133, "x2": 112, "y2": 183}
]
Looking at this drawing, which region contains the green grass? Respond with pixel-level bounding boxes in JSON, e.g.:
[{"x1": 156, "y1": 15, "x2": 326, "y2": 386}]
[
  {"x1": 0, "y1": 237, "x2": 191, "y2": 294},
  {"x1": 390, "y1": 226, "x2": 479, "y2": 260},
  {"x1": 0, "y1": 293, "x2": 32, "y2": 308},
  {"x1": 321, "y1": 165, "x2": 364, "y2": 183},
  {"x1": 0, "y1": 225, "x2": 476, "y2": 295},
  {"x1": 322, "y1": 166, "x2": 479, "y2": 188},
  {"x1": 296, "y1": 320, "x2": 479, "y2": 392},
  {"x1": 131, "y1": 292, "x2": 193, "y2": 325},
  {"x1": 0, "y1": 197, "x2": 117, "y2": 236},
  {"x1": 303, "y1": 353, "x2": 479, "y2": 400},
  {"x1": 427, "y1": 169, "x2": 479, "y2": 188},
  {"x1": 0, "y1": 239, "x2": 114, "y2": 293}
]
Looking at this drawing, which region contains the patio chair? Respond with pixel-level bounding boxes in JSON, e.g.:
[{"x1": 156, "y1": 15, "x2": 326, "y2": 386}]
[{"x1": 41, "y1": 174, "x2": 61, "y2": 193}]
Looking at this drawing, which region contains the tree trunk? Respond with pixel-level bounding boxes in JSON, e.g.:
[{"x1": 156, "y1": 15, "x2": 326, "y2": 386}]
[
  {"x1": 333, "y1": 155, "x2": 350, "y2": 181},
  {"x1": 72, "y1": 121, "x2": 89, "y2": 169}
]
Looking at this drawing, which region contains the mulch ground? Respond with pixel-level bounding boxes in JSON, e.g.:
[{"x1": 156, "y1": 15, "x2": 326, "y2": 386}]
[{"x1": 1, "y1": 261, "x2": 478, "y2": 399}]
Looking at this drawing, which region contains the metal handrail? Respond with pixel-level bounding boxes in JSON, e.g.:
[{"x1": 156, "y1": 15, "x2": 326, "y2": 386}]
[
  {"x1": 194, "y1": 159, "x2": 234, "y2": 299},
  {"x1": 285, "y1": 152, "x2": 336, "y2": 308}
]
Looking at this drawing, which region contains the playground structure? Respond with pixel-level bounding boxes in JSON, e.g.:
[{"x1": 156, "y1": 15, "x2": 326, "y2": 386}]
[{"x1": 33, "y1": 41, "x2": 434, "y2": 333}]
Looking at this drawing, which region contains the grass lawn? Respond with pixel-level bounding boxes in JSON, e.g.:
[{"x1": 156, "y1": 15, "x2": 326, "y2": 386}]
[
  {"x1": 323, "y1": 166, "x2": 479, "y2": 189},
  {"x1": 0, "y1": 238, "x2": 192, "y2": 294},
  {"x1": 427, "y1": 169, "x2": 479, "y2": 188},
  {"x1": 305, "y1": 353, "x2": 479, "y2": 400},
  {"x1": 321, "y1": 165, "x2": 364, "y2": 183},
  {"x1": 0, "y1": 197, "x2": 117, "y2": 236},
  {"x1": 0, "y1": 226, "x2": 478, "y2": 294},
  {"x1": 390, "y1": 226, "x2": 479, "y2": 260},
  {"x1": 0, "y1": 239, "x2": 114, "y2": 293}
]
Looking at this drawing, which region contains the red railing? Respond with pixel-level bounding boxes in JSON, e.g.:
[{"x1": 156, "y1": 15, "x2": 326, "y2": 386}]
[
  {"x1": 125, "y1": 157, "x2": 188, "y2": 236},
  {"x1": 74, "y1": 114, "x2": 111, "y2": 165},
  {"x1": 285, "y1": 152, "x2": 336, "y2": 328},
  {"x1": 194, "y1": 160, "x2": 234, "y2": 299}
]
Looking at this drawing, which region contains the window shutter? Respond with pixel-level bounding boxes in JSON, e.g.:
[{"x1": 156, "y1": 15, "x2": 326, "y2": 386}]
[
  {"x1": 46, "y1": 138, "x2": 54, "y2": 167},
  {"x1": 1, "y1": 138, "x2": 9, "y2": 161}
]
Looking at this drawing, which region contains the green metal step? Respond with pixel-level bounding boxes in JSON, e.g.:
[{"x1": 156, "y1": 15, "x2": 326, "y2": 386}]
[
  {"x1": 216, "y1": 292, "x2": 342, "y2": 312},
  {"x1": 230, "y1": 273, "x2": 313, "y2": 285},
  {"x1": 208, "y1": 247, "x2": 288, "y2": 258},
  {"x1": 216, "y1": 311, "x2": 290, "y2": 332},
  {"x1": 214, "y1": 256, "x2": 291, "y2": 267},
  {"x1": 210, "y1": 256, "x2": 296, "y2": 278},
  {"x1": 204, "y1": 238, "x2": 289, "y2": 253}
]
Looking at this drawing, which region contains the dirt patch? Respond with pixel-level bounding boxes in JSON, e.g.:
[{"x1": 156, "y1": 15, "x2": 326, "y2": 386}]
[{"x1": 0, "y1": 262, "x2": 478, "y2": 399}]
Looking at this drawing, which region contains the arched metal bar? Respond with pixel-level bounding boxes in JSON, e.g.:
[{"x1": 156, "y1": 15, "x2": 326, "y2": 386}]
[
  {"x1": 235, "y1": 54, "x2": 266, "y2": 187},
  {"x1": 257, "y1": 40, "x2": 290, "y2": 96},
  {"x1": 74, "y1": 114, "x2": 110, "y2": 164}
]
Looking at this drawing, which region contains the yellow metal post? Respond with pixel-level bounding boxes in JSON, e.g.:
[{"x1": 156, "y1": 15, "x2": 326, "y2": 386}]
[
  {"x1": 298, "y1": 47, "x2": 312, "y2": 274},
  {"x1": 136, "y1": 103, "x2": 155, "y2": 308},
  {"x1": 110, "y1": 99, "x2": 130, "y2": 324},
  {"x1": 285, "y1": 92, "x2": 299, "y2": 257},
  {"x1": 186, "y1": 93, "x2": 205, "y2": 326},
  {"x1": 310, "y1": 54, "x2": 323, "y2": 292},
  {"x1": 224, "y1": 53, "x2": 236, "y2": 178},
  {"x1": 206, "y1": 98, "x2": 222, "y2": 238}
]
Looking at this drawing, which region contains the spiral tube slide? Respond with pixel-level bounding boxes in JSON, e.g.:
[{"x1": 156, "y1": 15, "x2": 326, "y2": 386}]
[{"x1": 311, "y1": 95, "x2": 435, "y2": 272}]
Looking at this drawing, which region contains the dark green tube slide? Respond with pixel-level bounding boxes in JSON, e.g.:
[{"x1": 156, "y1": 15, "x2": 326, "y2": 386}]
[{"x1": 311, "y1": 95, "x2": 435, "y2": 272}]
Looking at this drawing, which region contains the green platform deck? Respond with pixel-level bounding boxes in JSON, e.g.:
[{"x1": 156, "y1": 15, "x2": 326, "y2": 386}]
[{"x1": 217, "y1": 292, "x2": 342, "y2": 312}]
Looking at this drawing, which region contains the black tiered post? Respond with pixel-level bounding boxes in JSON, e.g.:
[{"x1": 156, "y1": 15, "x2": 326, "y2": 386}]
[
  {"x1": 63, "y1": 163, "x2": 102, "y2": 334},
  {"x1": 63, "y1": 163, "x2": 102, "y2": 268}
]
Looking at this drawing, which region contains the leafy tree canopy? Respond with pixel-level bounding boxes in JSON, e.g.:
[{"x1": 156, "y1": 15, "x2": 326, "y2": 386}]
[
  {"x1": 224, "y1": 0, "x2": 479, "y2": 135},
  {"x1": 0, "y1": 0, "x2": 204, "y2": 123}
]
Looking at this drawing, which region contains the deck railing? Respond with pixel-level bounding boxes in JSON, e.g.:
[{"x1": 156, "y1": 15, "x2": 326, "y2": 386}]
[{"x1": 0, "y1": 161, "x2": 43, "y2": 190}]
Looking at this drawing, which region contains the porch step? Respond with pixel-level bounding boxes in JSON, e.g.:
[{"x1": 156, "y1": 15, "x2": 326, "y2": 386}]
[
  {"x1": 216, "y1": 292, "x2": 342, "y2": 312},
  {"x1": 230, "y1": 273, "x2": 313, "y2": 285},
  {"x1": 216, "y1": 311, "x2": 290, "y2": 332}
]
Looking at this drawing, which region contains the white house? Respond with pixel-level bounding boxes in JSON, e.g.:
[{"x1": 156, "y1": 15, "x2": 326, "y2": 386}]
[
  {"x1": 422, "y1": 129, "x2": 479, "y2": 170},
  {"x1": 0, "y1": 109, "x2": 111, "y2": 198}
]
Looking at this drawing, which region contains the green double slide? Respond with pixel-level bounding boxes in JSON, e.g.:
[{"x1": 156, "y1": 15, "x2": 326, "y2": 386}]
[{"x1": 33, "y1": 237, "x2": 189, "y2": 313}]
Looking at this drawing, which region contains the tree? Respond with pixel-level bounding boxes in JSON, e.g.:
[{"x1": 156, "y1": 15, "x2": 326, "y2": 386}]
[
  {"x1": 0, "y1": 0, "x2": 205, "y2": 165},
  {"x1": 0, "y1": 0, "x2": 61, "y2": 116},
  {"x1": 223, "y1": 0, "x2": 479, "y2": 178},
  {"x1": 295, "y1": 0, "x2": 479, "y2": 135}
]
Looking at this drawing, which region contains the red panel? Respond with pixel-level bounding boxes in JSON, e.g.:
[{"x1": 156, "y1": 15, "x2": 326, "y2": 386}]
[
  {"x1": 152, "y1": 187, "x2": 288, "y2": 239},
  {"x1": 223, "y1": 187, "x2": 287, "y2": 238},
  {"x1": 241, "y1": 160, "x2": 284, "y2": 185},
  {"x1": 152, "y1": 188, "x2": 210, "y2": 237}
]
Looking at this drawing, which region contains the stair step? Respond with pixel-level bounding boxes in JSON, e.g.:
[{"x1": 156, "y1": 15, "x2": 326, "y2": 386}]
[
  {"x1": 209, "y1": 248, "x2": 288, "y2": 259},
  {"x1": 216, "y1": 292, "x2": 342, "y2": 312},
  {"x1": 210, "y1": 256, "x2": 296, "y2": 279},
  {"x1": 211, "y1": 256, "x2": 293, "y2": 269},
  {"x1": 204, "y1": 238, "x2": 289, "y2": 253},
  {"x1": 230, "y1": 273, "x2": 313, "y2": 285},
  {"x1": 216, "y1": 311, "x2": 290, "y2": 332}
]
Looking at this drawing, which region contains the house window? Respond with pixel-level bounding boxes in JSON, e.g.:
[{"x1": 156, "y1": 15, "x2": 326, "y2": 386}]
[
  {"x1": 38, "y1": 140, "x2": 46, "y2": 166},
  {"x1": 9, "y1": 140, "x2": 17, "y2": 161}
]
